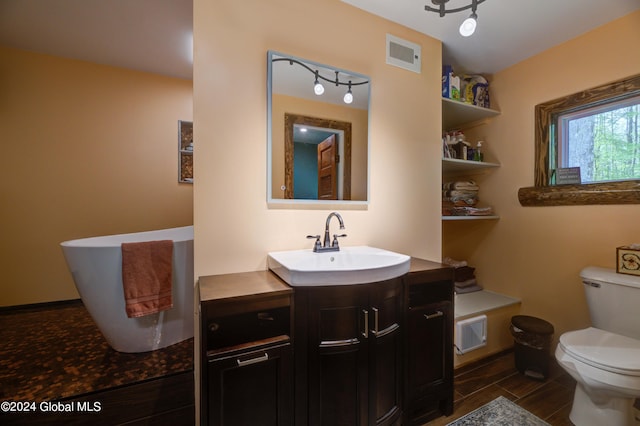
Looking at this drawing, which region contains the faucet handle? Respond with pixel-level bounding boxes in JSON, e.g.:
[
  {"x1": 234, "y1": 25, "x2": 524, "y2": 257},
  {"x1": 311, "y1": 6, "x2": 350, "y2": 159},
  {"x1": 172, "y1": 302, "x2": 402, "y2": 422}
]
[
  {"x1": 306, "y1": 235, "x2": 322, "y2": 252},
  {"x1": 331, "y1": 233, "x2": 347, "y2": 248}
]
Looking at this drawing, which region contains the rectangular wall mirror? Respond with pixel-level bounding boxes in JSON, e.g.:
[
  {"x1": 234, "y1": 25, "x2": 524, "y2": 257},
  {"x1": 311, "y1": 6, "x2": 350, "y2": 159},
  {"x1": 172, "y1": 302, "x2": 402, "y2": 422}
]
[{"x1": 267, "y1": 51, "x2": 370, "y2": 205}]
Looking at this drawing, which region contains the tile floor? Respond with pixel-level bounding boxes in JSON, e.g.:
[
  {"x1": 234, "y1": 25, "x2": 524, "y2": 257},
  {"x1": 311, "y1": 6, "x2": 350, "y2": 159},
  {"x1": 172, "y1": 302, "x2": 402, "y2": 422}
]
[{"x1": 426, "y1": 351, "x2": 576, "y2": 426}]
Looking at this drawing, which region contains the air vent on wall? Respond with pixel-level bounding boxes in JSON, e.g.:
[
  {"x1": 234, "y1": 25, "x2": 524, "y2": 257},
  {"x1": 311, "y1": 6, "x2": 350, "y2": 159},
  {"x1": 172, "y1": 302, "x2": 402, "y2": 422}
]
[{"x1": 386, "y1": 34, "x2": 421, "y2": 74}]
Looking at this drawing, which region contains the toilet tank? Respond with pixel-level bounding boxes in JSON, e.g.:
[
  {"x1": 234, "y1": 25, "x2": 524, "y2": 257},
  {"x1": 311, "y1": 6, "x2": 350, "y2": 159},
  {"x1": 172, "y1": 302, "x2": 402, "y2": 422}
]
[{"x1": 581, "y1": 266, "x2": 640, "y2": 340}]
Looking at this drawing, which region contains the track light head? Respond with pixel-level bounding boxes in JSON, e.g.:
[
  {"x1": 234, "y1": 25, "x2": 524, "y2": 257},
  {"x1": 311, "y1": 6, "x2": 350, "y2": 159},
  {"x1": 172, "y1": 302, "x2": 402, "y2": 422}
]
[
  {"x1": 313, "y1": 71, "x2": 325, "y2": 95},
  {"x1": 343, "y1": 82, "x2": 353, "y2": 104},
  {"x1": 459, "y1": 12, "x2": 477, "y2": 37},
  {"x1": 424, "y1": 0, "x2": 485, "y2": 37}
]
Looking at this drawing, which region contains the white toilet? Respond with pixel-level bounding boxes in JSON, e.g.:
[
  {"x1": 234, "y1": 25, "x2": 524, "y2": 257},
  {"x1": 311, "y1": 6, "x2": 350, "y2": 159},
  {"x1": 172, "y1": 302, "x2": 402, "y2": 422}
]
[{"x1": 555, "y1": 266, "x2": 640, "y2": 426}]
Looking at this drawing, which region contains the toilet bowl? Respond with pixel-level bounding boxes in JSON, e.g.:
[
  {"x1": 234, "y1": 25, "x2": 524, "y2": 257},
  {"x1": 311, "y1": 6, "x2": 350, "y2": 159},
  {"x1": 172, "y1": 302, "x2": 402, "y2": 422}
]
[
  {"x1": 555, "y1": 267, "x2": 640, "y2": 426},
  {"x1": 555, "y1": 327, "x2": 640, "y2": 426}
]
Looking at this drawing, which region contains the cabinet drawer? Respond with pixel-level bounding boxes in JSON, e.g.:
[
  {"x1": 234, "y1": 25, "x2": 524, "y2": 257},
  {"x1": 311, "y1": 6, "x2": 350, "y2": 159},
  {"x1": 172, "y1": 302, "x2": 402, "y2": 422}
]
[
  {"x1": 205, "y1": 306, "x2": 290, "y2": 351},
  {"x1": 407, "y1": 280, "x2": 452, "y2": 307}
]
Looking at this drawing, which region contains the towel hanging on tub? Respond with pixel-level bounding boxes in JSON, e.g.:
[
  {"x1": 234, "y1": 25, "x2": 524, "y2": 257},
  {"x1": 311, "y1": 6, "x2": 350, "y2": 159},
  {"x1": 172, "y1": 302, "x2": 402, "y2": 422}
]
[{"x1": 121, "y1": 240, "x2": 173, "y2": 318}]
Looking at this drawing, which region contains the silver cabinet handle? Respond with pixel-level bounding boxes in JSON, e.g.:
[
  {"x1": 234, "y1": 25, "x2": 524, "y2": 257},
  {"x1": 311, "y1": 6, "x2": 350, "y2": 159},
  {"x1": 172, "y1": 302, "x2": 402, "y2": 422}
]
[
  {"x1": 362, "y1": 309, "x2": 369, "y2": 338},
  {"x1": 373, "y1": 323, "x2": 399, "y2": 339},
  {"x1": 320, "y1": 338, "x2": 360, "y2": 348},
  {"x1": 371, "y1": 307, "x2": 379, "y2": 335},
  {"x1": 236, "y1": 353, "x2": 269, "y2": 367},
  {"x1": 424, "y1": 311, "x2": 444, "y2": 320}
]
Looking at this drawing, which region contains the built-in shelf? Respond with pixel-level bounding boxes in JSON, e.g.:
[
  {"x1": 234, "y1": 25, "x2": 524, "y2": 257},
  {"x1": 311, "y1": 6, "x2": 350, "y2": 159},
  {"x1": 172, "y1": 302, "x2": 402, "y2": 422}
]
[
  {"x1": 454, "y1": 290, "x2": 521, "y2": 320},
  {"x1": 441, "y1": 99, "x2": 501, "y2": 222},
  {"x1": 442, "y1": 215, "x2": 500, "y2": 221},
  {"x1": 442, "y1": 158, "x2": 500, "y2": 173},
  {"x1": 442, "y1": 98, "x2": 500, "y2": 130}
]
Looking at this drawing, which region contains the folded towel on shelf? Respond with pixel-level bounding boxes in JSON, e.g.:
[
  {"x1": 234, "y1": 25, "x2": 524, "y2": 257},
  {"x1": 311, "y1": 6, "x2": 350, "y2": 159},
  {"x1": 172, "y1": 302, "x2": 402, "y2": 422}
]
[
  {"x1": 442, "y1": 189, "x2": 479, "y2": 208},
  {"x1": 452, "y1": 206, "x2": 494, "y2": 216},
  {"x1": 443, "y1": 180, "x2": 479, "y2": 191},
  {"x1": 455, "y1": 284, "x2": 483, "y2": 294},
  {"x1": 455, "y1": 278, "x2": 478, "y2": 288},
  {"x1": 443, "y1": 257, "x2": 467, "y2": 268},
  {"x1": 454, "y1": 266, "x2": 476, "y2": 281},
  {"x1": 121, "y1": 240, "x2": 174, "y2": 318}
]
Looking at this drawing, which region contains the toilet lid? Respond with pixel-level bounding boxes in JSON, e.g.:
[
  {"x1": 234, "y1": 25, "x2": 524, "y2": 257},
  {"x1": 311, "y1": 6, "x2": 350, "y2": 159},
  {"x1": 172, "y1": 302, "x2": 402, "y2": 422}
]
[{"x1": 559, "y1": 327, "x2": 640, "y2": 376}]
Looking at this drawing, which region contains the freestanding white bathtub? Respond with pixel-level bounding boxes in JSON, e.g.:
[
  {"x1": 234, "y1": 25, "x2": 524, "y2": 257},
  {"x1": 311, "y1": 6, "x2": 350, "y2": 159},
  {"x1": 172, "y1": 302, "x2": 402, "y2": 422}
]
[{"x1": 60, "y1": 226, "x2": 194, "y2": 353}]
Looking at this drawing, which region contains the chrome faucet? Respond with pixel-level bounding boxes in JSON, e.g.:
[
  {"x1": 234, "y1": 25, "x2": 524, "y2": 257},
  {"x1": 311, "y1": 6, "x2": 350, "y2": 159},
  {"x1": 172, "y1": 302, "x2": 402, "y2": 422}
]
[{"x1": 307, "y1": 212, "x2": 347, "y2": 252}]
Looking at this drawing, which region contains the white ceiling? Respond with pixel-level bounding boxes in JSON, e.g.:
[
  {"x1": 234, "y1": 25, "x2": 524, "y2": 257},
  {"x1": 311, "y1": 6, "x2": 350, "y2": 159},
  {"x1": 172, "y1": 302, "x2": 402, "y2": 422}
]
[
  {"x1": 0, "y1": 0, "x2": 638, "y2": 79},
  {"x1": 344, "y1": 0, "x2": 640, "y2": 75}
]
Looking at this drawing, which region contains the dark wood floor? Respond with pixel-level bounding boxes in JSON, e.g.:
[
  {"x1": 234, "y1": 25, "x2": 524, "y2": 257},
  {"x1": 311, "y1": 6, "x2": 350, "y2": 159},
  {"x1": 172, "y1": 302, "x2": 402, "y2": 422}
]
[{"x1": 425, "y1": 351, "x2": 576, "y2": 426}]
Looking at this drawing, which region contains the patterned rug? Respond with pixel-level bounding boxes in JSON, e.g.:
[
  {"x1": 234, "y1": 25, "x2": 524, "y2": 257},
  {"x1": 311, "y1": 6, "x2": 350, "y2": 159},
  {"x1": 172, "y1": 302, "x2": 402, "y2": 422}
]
[{"x1": 446, "y1": 396, "x2": 550, "y2": 426}]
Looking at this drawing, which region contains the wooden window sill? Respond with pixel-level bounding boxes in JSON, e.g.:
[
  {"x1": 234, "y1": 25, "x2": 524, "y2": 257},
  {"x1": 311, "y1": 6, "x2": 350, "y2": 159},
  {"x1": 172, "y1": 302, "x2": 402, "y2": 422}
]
[{"x1": 518, "y1": 180, "x2": 640, "y2": 206}]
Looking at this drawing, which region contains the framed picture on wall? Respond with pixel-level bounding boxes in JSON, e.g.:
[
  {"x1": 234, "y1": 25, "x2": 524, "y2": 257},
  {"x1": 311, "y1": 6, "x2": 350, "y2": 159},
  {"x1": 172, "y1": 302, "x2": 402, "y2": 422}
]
[{"x1": 178, "y1": 120, "x2": 193, "y2": 183}]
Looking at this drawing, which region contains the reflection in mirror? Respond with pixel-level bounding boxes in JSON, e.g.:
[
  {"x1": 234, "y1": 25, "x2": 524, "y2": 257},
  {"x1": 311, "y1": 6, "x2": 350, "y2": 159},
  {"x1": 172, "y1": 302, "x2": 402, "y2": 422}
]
[{"x1": 268, "y1": 51, "x2": 370, "y2": 203}]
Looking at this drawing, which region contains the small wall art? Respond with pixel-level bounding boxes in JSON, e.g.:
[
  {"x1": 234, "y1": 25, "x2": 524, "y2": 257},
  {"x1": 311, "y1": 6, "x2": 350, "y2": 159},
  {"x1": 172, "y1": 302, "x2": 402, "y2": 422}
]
[{"x1": 179, "y1": 120, "x2": 193, "y2": 183}]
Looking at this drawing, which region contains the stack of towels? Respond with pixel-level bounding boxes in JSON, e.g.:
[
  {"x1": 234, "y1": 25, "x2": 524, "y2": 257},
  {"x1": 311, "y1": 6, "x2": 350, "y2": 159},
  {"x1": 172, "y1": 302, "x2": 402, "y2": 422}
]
[
  {"x1": 442, "y1": 180, "x2": 494, "y2": 216},
  {"x1": 443, "y1": 257, "x2": 483, "y2": 294}
]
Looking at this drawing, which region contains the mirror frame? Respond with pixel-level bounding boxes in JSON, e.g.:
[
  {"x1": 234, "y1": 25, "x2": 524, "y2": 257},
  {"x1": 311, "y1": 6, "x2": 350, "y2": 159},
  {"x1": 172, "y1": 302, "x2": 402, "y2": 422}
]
[{"x1": 267, "y1": 50, "x2": 370, "y2": 207}]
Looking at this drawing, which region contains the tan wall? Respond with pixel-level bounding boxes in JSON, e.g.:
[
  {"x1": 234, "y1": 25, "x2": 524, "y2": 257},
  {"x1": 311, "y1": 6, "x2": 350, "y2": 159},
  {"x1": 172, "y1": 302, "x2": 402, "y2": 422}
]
[
  {"x1": 193, "y1": 0, "x2": 443, "y2": 280},
  {"x1": 271, "y1": 93, "x2": 368, "y2": 200},
  {"x1": 443, "y1": 11, "x2": 640, "y2": 344},
  {"x1": 454, "y1": 304, "x2": 521, "y2": 369},
  {"x1": 0, "y1": 47, "x2": 193, "y2": 306},
  {"x1": 193, "y1": 3, "x2": 442, "y2": 419}
]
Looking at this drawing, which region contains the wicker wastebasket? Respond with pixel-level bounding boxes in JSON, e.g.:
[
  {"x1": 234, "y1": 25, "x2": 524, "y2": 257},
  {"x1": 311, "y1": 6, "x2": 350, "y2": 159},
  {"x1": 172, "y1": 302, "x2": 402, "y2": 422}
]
[{"x1": 510, "y1": 315, "x2": 554, "y2": 380}]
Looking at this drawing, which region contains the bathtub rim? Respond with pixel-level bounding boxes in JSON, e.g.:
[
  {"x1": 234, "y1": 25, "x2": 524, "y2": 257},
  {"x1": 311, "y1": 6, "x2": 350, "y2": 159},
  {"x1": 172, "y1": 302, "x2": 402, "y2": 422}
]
[{"x1": 60, "y1": 225, "x2": 194, "y2": 248}]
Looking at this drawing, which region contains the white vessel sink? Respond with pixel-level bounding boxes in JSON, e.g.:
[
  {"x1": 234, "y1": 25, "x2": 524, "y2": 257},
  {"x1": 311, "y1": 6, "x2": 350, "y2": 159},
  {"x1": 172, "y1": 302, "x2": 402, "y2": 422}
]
[{"x1": 267, "y1": 246, "x2": 411, "y2": 286}]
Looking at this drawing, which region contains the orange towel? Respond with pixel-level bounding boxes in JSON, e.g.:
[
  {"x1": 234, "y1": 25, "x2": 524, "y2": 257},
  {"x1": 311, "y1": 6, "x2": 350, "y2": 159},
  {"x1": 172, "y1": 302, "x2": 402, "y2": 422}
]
[{"x1": 121, "y1": 240, "x2": 173, "y2": 318}]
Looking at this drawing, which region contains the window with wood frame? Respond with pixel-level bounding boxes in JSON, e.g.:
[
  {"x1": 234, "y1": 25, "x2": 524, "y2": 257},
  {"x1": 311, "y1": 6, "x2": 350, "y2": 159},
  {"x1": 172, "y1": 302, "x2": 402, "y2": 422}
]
[{"x1": 518, "y1": 74, "x2": 640, "y2": 206}]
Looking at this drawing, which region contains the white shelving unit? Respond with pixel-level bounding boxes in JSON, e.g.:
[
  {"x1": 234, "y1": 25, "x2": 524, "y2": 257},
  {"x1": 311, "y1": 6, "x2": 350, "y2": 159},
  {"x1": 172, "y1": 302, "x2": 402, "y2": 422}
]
[
  {"x1": 442, "y1": 158, "x2": 500, "y2": 174},
  {"x1": 442, "y1": 98, "x2": 500, "y2": 221},
  {"x1": 442, "y1": 98, "x2": 500, "y2": 130},
  {"x1": 442, "y1": 215, "x2": 500, "y2": 221}
]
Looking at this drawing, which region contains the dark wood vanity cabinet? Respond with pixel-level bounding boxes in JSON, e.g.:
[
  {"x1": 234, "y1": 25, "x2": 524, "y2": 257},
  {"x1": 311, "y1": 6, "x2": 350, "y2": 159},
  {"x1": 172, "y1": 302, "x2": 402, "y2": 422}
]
[
  {"x1": 199, "y1": 272, "x2": 294, "y2": 426},
  {"x1": 294, "y1": 277, "x2": 403, "y2": 426},
  {"x1": 199, "y1": 263, "x2": 454, "y2": 426},
  {"x1": 403, "y1": 261, "x2": 455, "y2": 425}
]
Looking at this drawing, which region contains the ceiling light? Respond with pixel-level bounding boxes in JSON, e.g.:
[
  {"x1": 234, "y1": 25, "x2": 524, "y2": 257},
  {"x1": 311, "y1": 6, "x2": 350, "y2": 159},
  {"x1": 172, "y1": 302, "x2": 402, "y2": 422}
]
[
  {"x1": 459, "y1": 12, "x2": 477, "y2": 37},
  {"x1": 424, "y1": 0, "x2": 485, "y2": 37}
]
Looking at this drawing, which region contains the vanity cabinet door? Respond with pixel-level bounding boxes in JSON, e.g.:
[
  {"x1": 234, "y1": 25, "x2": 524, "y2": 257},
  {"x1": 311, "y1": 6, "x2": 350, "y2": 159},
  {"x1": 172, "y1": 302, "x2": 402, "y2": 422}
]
[
  {"x1": 207, "y1": 341, "x2": 292, "y2": 426},
  {"x1": 405, "y1": 300, "x2": 453, "y2": 424},
  {"x1": 298, "y1": 278, "x2": 403, "y2": 426},
  {"x1": 305, "y1": 285, "x2": 370, "y2": 426},
  {"x1": 369, "y1": 279, "x2": 403, "y2": 426}
]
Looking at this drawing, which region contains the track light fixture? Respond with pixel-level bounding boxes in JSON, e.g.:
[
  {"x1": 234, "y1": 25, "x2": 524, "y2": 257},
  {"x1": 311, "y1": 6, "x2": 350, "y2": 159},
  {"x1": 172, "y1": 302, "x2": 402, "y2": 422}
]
[
  {"x1": 272, "y1": 57, "x2": 368, "y2": 105},
  {"x1": 424, "y1": 0, "x2": 485, "y2": 37}
]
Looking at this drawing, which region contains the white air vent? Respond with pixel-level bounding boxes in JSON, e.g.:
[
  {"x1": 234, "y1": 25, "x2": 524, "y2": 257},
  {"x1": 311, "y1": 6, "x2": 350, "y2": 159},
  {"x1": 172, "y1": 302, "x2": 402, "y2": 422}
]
[
  {"x1": 386, "y1": 34, "x2": 421, "y2": 74},
  {"x1": 455, "y1": 315, "x2": 487, "y2": 354}
]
